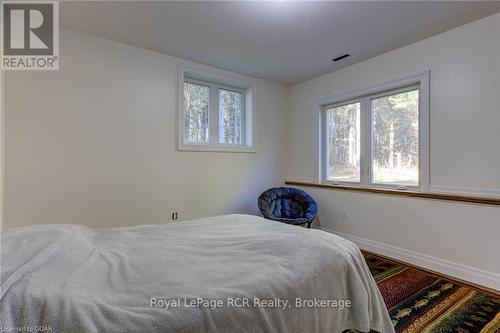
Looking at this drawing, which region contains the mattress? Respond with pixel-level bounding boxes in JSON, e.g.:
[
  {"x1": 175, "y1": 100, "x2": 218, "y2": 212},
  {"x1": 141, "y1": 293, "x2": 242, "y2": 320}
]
[{"x1": 1, "y1": 214, "x2": 394, "y2": 332}]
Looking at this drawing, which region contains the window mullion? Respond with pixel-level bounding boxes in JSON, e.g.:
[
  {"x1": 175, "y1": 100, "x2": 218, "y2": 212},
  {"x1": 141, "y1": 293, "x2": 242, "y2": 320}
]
[{"x1": 360, "y1": 97, "x2": 371, "y2": 186}]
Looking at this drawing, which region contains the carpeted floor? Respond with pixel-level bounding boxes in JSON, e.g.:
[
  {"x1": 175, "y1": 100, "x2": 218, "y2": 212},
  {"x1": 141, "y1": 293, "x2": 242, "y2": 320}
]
[{"x1": 363, "y1": 252, "x2": 500, "y2": 333}]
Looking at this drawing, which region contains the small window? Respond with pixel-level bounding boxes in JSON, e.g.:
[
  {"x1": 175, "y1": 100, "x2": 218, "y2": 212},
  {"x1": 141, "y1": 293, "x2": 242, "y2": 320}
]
[
  {"x1": 321, "y1": 72, "x2": 429, "y2": 191},
  {"x1": 178, "y1": 65, "x2": 255, "y2": 152}
]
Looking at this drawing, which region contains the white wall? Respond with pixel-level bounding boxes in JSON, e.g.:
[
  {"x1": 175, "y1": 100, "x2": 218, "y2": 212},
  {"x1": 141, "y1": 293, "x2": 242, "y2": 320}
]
[
  {"x1": 1, "y1": 70, "x2": 4, "y2": 229},
  {"x1": 288, "y1": 13, "x2": 500, "y2": 289},
  {"x1": 2, "y1": 29, "x2": 289, "y2": 229}
]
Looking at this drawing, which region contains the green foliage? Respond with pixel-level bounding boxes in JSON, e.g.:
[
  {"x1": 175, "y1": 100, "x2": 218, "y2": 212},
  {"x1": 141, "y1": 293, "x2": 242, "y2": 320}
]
[{"x1": 372, "y1": 90, "x2": 419, "y2": 170}]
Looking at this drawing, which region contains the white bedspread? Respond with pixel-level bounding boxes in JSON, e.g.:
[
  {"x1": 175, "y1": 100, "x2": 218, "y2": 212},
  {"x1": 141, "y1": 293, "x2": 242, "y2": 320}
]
[{"x1": 1, "y1": 214, "x2": 394, "y2": 333}]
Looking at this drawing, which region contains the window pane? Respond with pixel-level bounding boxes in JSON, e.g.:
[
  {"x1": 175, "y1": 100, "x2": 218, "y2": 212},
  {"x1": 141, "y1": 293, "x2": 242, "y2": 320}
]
[
  {"x1": 219, "y1": 89, "x2": 242, "y2": 145},
  {"x1": 184, "y1": 82, "x2": 209, "y2": 144},
  {"x1": 371, "y1": 89, "x2": 419, "y2": 186},
  {"x1": 326, "y1": 102, "x2": 361, "y2": 182}
]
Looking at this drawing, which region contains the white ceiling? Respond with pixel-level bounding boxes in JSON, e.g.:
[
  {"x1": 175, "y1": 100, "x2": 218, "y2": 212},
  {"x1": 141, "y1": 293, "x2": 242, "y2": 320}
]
[{"x1": 60, "y1": 1, "x2": 500, "y2": 85}]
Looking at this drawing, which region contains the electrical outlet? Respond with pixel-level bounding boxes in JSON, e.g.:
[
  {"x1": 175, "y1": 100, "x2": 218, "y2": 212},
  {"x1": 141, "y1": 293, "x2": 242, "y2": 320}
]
[
  {"x1": 171, "y1": 212, "x2": 178, "y2": 220},
  {"x1": 342, "y1": 209, "x2": 348, "y2": 220}
]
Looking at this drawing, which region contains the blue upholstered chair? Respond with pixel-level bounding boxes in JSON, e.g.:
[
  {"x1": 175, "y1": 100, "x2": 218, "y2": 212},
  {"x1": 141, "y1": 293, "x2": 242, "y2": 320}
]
[{"x1": 258, "y1": 187, "x2": 318, "y2": 228}]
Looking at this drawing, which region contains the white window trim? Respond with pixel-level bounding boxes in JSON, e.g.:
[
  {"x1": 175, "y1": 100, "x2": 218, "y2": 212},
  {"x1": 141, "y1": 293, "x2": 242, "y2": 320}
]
[
  {"x1": 318, "y1": 71, "x2": 430, "y2": 192},
  {"x1": 177, "y1": 64, "x2": 256, "y2": 153}
]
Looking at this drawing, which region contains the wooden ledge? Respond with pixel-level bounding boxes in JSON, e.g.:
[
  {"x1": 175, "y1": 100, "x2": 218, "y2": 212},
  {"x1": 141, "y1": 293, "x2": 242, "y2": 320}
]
[{"x1": 284, "y1": 181, "x2": 500, "y2": 206}]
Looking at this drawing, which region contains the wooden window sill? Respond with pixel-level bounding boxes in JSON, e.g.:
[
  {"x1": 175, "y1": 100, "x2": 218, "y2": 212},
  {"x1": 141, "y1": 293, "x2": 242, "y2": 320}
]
[{"x1": 284, "y1": 181, "x2": 500, "y2": 206}]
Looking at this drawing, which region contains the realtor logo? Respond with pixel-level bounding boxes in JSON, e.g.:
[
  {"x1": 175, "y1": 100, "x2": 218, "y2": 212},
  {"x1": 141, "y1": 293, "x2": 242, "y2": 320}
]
[{"x1": 1, "y1": 1, "x2": 59, "y2": 70}]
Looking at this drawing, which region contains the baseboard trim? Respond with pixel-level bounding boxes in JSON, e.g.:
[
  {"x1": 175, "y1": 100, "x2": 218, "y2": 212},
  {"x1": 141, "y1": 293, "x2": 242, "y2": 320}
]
[{"x1": 322, "y1": 228, "x2": 500, "y2": 292}]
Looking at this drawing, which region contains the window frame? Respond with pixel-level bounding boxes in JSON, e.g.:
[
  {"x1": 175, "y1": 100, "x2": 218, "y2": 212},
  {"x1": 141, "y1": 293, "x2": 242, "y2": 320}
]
[
  {"x1": 319, "y1": 71, "x2": 430, "y2": 192},
  {"x1": 177, "y1": 64, "x2": 256, "y2": 153}
]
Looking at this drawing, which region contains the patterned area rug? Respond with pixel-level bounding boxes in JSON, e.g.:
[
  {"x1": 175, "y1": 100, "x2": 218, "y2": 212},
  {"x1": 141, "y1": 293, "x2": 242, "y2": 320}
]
[{"x1": 363, "y1": 252, "x2": 500, "y2": 333}]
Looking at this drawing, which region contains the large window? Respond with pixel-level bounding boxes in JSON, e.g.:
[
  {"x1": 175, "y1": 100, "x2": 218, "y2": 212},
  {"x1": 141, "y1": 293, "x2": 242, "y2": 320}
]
[
  {"x1": 178, "y1": 65, "x2": 255, "y2": 152},
  {"x1": 321, "y1": 73, "x2": 429, "y2": 191}
]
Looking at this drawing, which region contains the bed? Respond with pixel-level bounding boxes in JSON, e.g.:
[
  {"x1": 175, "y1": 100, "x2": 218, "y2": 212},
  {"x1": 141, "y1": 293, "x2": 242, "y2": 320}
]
[{"x1": 1, "y1": 214, "x2": 394, "y2": 333}]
